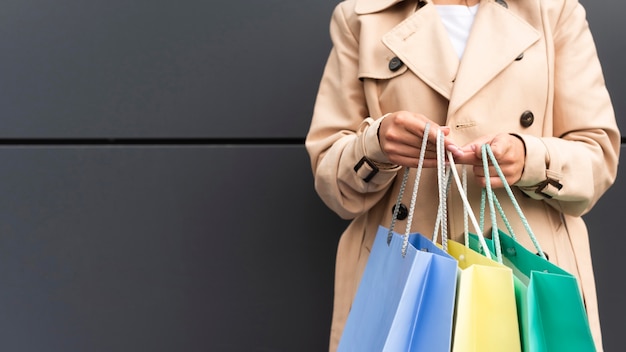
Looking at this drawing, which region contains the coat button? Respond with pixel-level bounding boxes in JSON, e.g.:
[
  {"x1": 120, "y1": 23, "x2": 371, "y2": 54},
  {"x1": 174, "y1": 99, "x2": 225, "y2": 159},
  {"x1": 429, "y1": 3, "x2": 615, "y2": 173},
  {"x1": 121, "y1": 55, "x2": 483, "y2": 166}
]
[
  {"x1": 388, "y1": 57, "x2": 404, "y2": 72},
  {"x1": 392, "y1": 203, "x2": 408, "y2": 220},
  {"x1": 520, "y1": 110, "x2": 534, "y2": 127},
  {"x1": 495, "y1": 0, "x2": 508, "y2": 8}
]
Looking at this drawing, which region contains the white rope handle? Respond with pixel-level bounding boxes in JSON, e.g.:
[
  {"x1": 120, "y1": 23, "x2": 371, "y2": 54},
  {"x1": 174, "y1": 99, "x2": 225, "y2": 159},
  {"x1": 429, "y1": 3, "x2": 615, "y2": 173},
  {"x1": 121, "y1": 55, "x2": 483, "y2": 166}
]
[
  {"x1": 432, "y1": 130, "x2": 450, "y2": 251},
  {"x1": 387, "y1": 167, "x2": 411, "y2": 245},
  {"x1": 447, "y1": 151, "x2": 493, "y2": 260},
  {"x1": 401, "y1": 124, "x2": 432, "y2": 257}
]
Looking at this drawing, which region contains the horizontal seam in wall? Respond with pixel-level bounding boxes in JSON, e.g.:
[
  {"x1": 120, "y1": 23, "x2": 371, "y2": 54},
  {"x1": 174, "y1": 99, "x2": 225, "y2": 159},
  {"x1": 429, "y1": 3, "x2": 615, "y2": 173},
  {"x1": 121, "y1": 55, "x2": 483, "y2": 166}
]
[
  {"x1": 0, "y1": 138, "x2": 306, "y2": 146},
  {"x1": 0, "y1": 137, "x2": 622, "y2": 146}
]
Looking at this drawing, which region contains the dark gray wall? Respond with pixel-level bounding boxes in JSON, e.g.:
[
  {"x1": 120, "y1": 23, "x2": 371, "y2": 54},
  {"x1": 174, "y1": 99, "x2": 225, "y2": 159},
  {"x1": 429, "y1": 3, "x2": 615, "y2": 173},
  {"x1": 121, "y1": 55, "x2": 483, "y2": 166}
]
[
  {"x1": 0, "y1": 0, "x2": 334, "y2": 138},
  {"x1": 582, "y1": 0, "x2": 626, "y2": 131},
  {"x1": 0, "y1": 1, "x2": 622, "y2": 351},
  {"x1": 584, "y1": 146, "x2": 626, "y2": 351},
  {"x1": 574, "y1": 1, "x2": 626, "y2": 348},
  {"x1": 0, "y1": 146, "x2": 346, "y2": 351}
]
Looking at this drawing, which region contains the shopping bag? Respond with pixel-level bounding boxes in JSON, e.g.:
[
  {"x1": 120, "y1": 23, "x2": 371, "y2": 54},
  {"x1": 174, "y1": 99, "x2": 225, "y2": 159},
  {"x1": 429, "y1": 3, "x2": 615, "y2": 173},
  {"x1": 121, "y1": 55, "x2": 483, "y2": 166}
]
[
  {"x1": 468, "y1": 230, "x2": 595, "y2": 352},
  {"x1": 466, "y1": 231, "x2": 528, "y2": 351},
  {"x1": 437, "y1": 135, "x2": 521, "y2": 352},
  {"x1": 338, "y1": 124, "x2": 457, "y2": 352},
  {"x1": 447, "y1": 240, "x2": 522, "y2": 352},
  {"x1": 337, "y1": 227, "x2": 458, "y2": 352},
  {"x1": 467, "y1": 144, "x2": 596, "y2": 352}
]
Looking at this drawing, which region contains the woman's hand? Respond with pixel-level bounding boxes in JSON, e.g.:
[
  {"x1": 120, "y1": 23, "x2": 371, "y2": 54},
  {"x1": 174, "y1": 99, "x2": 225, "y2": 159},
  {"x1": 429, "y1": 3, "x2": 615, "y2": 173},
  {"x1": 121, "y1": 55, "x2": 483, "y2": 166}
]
[
  {"x1": 378, "y1": 111, "x2": 462, "y2": 168},
  {"x1": 452, "y1": 133, "x2": 526, "y2": 188}
]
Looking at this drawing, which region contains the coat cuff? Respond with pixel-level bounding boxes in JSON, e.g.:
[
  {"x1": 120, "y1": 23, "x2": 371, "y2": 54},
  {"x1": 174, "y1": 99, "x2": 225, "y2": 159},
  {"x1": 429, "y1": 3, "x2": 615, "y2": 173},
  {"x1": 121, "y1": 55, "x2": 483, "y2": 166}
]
[
  {"x1": 353, "y1": 115, "x2": 400, "y2": 184},
  {"x1": 514, "y1": 134, "x2": 563, "y2": 199},
  {"x1": 514, "y1": 134, "x2": 547, "y2": 187},
  {"x1": 362, "y1": 114, "x2": 394, "y2": 165}
]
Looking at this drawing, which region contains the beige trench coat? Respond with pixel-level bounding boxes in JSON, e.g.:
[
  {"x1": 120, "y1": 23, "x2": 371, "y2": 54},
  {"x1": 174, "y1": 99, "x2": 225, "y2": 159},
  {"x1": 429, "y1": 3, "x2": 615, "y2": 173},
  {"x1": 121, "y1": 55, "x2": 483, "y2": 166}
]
[{"x1": 305, "y1": 0, "x2": 621, "y2": 350}]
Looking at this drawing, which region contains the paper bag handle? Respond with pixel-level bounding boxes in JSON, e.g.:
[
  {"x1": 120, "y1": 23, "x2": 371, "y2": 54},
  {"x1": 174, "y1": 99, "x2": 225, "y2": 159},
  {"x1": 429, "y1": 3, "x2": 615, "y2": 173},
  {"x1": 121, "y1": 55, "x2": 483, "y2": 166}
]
[
  {"x1": 444, "y1": 142, "x2": 493, "y2": 260},
  {"x1": 387, "y1": 124, "x2": 431, "y2": 257},
  {"x1": 481, "y1": 144, "x2": 547, "y2": 260}
]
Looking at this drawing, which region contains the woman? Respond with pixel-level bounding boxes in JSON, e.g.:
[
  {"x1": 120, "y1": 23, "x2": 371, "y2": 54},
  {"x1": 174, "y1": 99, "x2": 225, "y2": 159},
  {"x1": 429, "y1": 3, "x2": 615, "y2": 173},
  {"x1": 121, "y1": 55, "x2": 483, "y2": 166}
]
[{"x1": 305, "y1": 0, "x2": 620, "y2": 350}]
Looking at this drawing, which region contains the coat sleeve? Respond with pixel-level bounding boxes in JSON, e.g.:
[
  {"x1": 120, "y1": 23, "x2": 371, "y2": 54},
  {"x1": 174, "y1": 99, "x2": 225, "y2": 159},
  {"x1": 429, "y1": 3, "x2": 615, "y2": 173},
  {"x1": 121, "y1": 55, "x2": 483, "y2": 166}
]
[
  {"x1": 514, "y1": 0, "x2": 620, "y2": 217},
  {"x1": 305, "y1": 2, "x2": 400, "y2": 220}
]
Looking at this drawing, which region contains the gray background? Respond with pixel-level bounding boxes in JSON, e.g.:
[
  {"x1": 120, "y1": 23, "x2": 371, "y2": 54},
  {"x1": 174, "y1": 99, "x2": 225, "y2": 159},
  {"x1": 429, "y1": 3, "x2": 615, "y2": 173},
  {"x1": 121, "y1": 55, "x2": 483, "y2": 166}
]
[{"x1": 0, "y1": 0, "x2": 622, "y2": 351}]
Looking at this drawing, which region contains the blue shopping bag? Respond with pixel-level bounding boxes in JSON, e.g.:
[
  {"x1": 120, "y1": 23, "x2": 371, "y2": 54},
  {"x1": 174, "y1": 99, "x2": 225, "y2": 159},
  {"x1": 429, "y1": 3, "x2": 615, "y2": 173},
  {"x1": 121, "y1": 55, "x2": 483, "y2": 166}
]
[
  {"x1": 338, "y1": 125, "x2": 457, "y2": 351},
  {"x1": 337, "y1": 225, "x2": 458, "y2": 352}
]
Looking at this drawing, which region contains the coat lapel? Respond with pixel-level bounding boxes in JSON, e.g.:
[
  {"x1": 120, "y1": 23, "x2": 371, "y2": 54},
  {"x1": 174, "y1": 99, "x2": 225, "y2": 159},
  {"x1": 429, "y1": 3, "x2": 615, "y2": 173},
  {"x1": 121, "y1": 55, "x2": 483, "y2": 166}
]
[
  {"x1": 449, "y1": 1, "x2": 540, "y2": 114},
  {"x1": 355, "y1": 0, "x2": 406, "y2": 14},
  {"x1": 381, "y1": 0, "x2": 540, "y2": 112},
  {"x1": 382, "y1": 3, "x2": 459, "y2": 100}
]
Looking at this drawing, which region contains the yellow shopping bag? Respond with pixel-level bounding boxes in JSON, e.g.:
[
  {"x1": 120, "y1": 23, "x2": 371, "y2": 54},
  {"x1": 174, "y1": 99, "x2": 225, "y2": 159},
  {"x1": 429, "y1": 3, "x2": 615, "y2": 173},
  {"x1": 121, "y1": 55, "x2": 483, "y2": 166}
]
[
  {"x1": 448, "y1": 240, "x2": 521, "y2": 352},
  {"x1": 436, "y1": 137, "x2": 521, "y2": 352}
]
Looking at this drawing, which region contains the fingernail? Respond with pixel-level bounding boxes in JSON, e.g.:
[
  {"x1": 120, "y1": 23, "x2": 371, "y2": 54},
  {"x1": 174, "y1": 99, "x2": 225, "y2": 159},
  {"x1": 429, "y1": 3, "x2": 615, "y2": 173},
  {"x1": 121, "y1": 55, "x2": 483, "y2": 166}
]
[{"x1": 447, "y1": 145, "x2": 464, "y2": 157}]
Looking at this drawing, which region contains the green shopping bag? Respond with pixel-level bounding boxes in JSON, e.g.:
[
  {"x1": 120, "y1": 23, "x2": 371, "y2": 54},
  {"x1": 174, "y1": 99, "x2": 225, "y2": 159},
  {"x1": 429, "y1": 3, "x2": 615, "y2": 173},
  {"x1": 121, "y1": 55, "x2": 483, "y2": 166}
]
[{"x1": 467, "y1": 144, "x2": 596, "y2": 352}]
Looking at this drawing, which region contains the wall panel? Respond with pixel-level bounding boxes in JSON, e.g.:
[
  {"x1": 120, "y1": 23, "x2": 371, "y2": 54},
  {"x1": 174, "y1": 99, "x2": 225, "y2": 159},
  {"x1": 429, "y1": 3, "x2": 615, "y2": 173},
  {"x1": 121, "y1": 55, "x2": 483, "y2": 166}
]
[
  {"x1": 583, "y1": 146, "x2": 626, "y2": 351},
  {"x1": 0, "y1": 146, "x2": 346, "y2": 351},
  {"x1": 0, "y1": 1, "x2": 623, "y2": 351},
  {"x1": 0, "y1": 0, "x2": 334, "y2": 138},
  {"x1": 582, "y1": 0, "x2": 626, "y2": 129}
]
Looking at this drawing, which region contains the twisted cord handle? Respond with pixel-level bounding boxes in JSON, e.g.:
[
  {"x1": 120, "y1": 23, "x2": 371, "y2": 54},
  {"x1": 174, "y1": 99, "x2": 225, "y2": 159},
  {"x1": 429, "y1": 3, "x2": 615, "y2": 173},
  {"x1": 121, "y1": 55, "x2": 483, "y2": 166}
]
[
  {"x1": 432, "y1": 130, "x2": 451, "y2": 252},
  {"x1": 481, "y1": 144, "x2": 546, "y2": 259},
  {"x1": 446, "y1": 150, "x2": 493, "y2": 260},
  {"x1": 401, "y1": 124, "x2": 431, "y2": 257},
  {"x1": 387, "y1": 166, "x2": 411, "y2": 245},
  {"x1": 482, "y1": 145, "x2": 504, "y2": 263},
  {"x1": 462, "y1": 166, "x2": 469, "y2": 249}
]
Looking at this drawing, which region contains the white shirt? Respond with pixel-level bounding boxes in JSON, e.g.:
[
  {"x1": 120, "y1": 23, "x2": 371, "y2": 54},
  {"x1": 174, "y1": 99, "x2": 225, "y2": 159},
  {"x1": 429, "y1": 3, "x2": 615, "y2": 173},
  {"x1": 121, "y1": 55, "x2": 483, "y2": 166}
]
[{"x1": 435, "y1": 4, "x2": 480, "y2": 59}]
